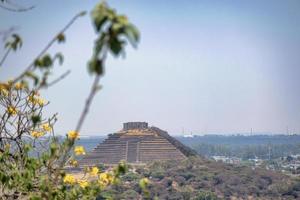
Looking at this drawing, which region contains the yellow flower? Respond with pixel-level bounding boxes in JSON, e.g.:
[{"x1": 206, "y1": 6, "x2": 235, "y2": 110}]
[
  {"x1": 140, "y1": 177, "x2": 149, "y2": 185},
  {"x1": 69, "y1": 159, "x2": 78, "y2": 167},
  {"x1": 89, "y1": 167, "x2": 99, "y2": 176},
  {"x1": 0, "y1": 88, "x2": 9, "y2": 97},
  {"x1": 98, "y1": 172, "x2": 113, "y2": 187},
  {"x1": 139, "y1": 178, "x2": 150, "y2": 189},
  {"x1": 14, "y1": 82, "x2": 25, "y2": 90},
  {"x1": 7, "y1": 106, "x2": 17, "y2": 115},
  {"x1": 37, "y1": 98, "x2": 45, "y2": 106},
  {"x1": 0, "y1": 83, "x2": 9, "y2": 90},
  {"x1": 28, "y1": 95, "x2": 46, "y2": 107},
  {"x1": 74, "y1": 146, "x2": 86, "y2": 155},
  {"x1": 31, "y1": 131, "x2": 44, "y2": 138},
  {"x1": 78, "y1": 179, "x2": 89, "y2": 188},
  {"x1": 28, "y1": 95, "x2": 37, "y2": 105},
  {"x1": 0, "y1": 82, "x2": 11, "y2": 97},
  {"x1": 68, "y1": 130, "x2": 79, "y2": 140},
  {"x1": 63, "y1": 174, "x2": 76, "y2": 185},
  {"x1": 42, "y1": 123, "x2": 52, "y2": 132}
]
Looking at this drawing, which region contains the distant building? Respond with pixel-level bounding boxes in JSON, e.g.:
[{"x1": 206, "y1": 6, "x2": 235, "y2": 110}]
[
  {"x1": 123, "y1": 122, "x2": 148, "y2": 131},
  {"x1": 212, "y1": 156, "x2": 241, "y2": 165},
  {"x1": 183, "y1": 132, "x2": 195, "y2": 138},
  {"x1": 79, "y1": 122, "x2": 197, "y2": 166}
]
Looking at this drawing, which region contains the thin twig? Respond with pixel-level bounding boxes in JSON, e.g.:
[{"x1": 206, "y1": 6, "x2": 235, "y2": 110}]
[
  {"x1": 55, "y1": 74, "x2": 100, "y2": 179},
  {"x1": 0, "y1": 48, "x2": 11, "y2": 67},
  {"x1": 75, "y1": 75, "x2": 101, "y2": 132},
  {"x1": 13, "y1": 11, "x2": 86, "y2": 84},
  {"x1": 46, "y1": 70, "x2": 71, "y2": 88}
]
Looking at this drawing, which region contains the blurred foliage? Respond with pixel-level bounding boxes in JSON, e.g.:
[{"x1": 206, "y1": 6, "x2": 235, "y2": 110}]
[
  {"x1": 88, "y1": 2, "x2": 139, "y2": 76},
  {"x1": 0, "y1": 1, "x2": 141, "y2": 199}
]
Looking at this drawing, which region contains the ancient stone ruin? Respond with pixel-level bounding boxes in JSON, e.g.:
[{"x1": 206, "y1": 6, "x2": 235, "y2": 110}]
[{"x1": 79, "y1": 122, "x2": 196, "y2": 166}]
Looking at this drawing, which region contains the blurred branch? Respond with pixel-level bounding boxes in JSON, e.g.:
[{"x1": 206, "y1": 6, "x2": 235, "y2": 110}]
[
  {"x1": 0, "y1": 48, "x2": 11, "y2": 67},
  {"x1": 0, "y1": 0, "x2": 34, "y2": 12},
  {"x1": 13, "y1": 11, "x2": 86, "y2": 84},
  {"x1": 46, "y1": 70, "x2": 71, "y2": 88},
  {"x1": 75, "y1": 74, "x2": 101, "y2": 132}
]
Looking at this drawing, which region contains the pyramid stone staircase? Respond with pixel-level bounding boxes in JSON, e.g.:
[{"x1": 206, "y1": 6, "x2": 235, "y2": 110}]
[{"x1": 79, "y1": 122, "x2": 196, "y2": 166}]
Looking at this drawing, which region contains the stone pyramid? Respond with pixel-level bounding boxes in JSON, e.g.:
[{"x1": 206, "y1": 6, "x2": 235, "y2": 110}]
[{"x1": 79, "y1": 122, "x2": 196, "y2": 166}]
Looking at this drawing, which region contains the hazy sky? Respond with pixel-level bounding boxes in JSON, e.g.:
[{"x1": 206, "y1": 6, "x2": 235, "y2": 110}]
[{"x1": 1, "y1": 0, "x2": 300, "y2": 135}]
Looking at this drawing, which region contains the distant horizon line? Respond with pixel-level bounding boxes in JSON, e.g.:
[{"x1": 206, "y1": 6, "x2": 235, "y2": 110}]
[{"x1": 74, "y1": 132, "x2": 300, "y2": 138}]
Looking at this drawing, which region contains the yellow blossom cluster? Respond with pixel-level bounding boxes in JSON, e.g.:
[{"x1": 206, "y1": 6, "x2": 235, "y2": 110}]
[
  {"x1": 69, "y1": 159, "x2": 78, "y2": 167},
  {"x1": 98, "y1": 172, "x2": 113, "y2": 187},
  {"x1": 0, "y1": 87, "x2": 9, "y2": 97},
  {"x1": 14, "y1": 82, "x2": 26, "y2": 90},
  {"x1": 74, "y1": 146, "x2": 86, "y2": 155},
  {"x1": 7, "y1": 106, "x2": 17, "y2": 116},
  {"x1": 63, "y1": 174, "x2": 76, "y2": 185},
  {"x1": 0, "y1": 82, "x2": 10, "y2": 96},
  {"x1": 1, "y1": 81, "x2": 27, "y2": 97},
  {"x1": 68, "y1": 130, "x2": 79, "y2": 140},
  {"x1": 31, "y1": 131, "x2": 45, "y2": 138},
  {"x1": 63, "y1": 167, "x2": 117, "y2": 190},
  {"x1": 42, "y1": 123, "x2": 52, "y2": 132},
  {"x1": 89, "y1": 166, "x2": 99, "y2": 176},
  {"x1": 63, "y1": 174, "x2": 89, "y2": 188},
  {"x1": 29, "y1": 123, "x2": 51, "y2": 138},
  {"x1": 78, "y1": 179, "x2": 89, "y2": 188},
  {"x1": 28, "y1": 94, "x2": 46, "y2": 106}
]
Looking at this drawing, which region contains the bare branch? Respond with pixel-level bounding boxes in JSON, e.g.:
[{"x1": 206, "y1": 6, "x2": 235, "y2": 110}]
[
  {"x1": 13, "y1": 11, "x2": 86, "y2": 84},
  {"x1": 75, "y1": 75, "x2": 101, "y2": 132},
  {"x1": 46, "y1": 70, "x2": 71, "y2": 88},
  {"x1": 0, "y1": 48, "x2": 10, "y2": 67}
]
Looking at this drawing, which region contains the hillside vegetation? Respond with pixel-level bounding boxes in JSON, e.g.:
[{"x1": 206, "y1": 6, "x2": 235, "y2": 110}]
[{"x1": 98, "y1": 157, "x2": 300, "y2": 199}]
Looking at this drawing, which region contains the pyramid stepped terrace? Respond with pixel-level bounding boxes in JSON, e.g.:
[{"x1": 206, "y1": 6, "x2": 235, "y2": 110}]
[{"x1": 79, "y1": 122, "x2": 196, "y2": 166}]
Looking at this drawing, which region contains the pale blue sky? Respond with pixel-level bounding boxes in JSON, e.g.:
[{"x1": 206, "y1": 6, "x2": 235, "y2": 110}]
[{"x1": 1, "y1": 0, "x2": 300, "y2": 135}]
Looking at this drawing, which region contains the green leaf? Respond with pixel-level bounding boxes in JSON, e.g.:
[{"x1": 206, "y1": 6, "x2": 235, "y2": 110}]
[
  {"x1": 34, "y1": 59, "x2": 42, "y2": 67},
  {"x1": 41, "y1": 54, "x2": 53, "y2": 68},
  {"x1": 50, "y1": 143, "x2": 58, "y2": 156},
  {"x1": 116, "y1": 15, "x2": 129, "y2": 25},
  {"x1": 24, "y1": 144, "x2": 33, "y2": 152},
  {"x1": 4, "y1": 34, "x2": 23, "y2": 51},
  {"x1": 29, "y1": 195, "x2": 43, "y2": 200},
  {"x1": 31, "y1": 115, "x2": 41, "y2": 127},
  {"x1": 115, "y1": 161, "x2": 128, "y2": 176},
  {"x1": 57, "y1": 33, "x2": 65, "y2": 43},
  {"x1": 88, "y1": 58, "x2": 104, "y2": 75},
  {"x1": 0, "y1": 173, "x2": 9, "y2": 184},
  {"x1": 124, "y1": 24, "x2": 140, "y2": 47},
  {"x1": 54, "y1": 53, "x2": 64, "y2": 65},
  {"x1": 111, "y1": 23, "x2": 124, "y2": 34},
  {"x1": 92, "y1": 3, "x2": 109, "y2": 32},
  {"x1": 109, "y1": 37, "x2": 124, "y2": 56},
  {"x1": 11, "y1": 34, "x2": 23, "y2": 51},
  {"x1": 41, "y1": 153, "x2": 50, "y2": 166}
]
